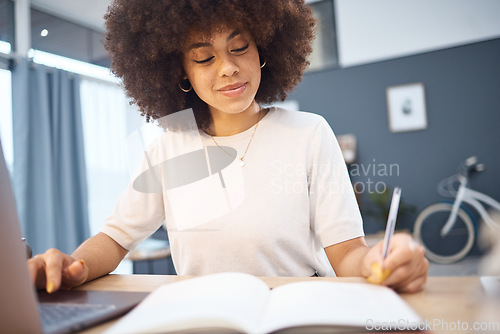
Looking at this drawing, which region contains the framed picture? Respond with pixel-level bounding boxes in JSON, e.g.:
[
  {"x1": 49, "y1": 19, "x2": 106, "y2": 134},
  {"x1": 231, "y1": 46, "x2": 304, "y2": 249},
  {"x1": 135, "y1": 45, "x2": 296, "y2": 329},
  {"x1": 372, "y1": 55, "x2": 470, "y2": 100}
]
[{"x1": 386, "y1": 83, "x2": 427, "y2": 133}]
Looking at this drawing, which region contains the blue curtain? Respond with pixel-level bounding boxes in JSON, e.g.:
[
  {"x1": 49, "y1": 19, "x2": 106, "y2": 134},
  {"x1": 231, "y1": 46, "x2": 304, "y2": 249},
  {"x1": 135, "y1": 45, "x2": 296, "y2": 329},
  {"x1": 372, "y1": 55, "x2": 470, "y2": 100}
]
[{"x1": 11, "y1": 58, "x2": 90, "y2": 255}]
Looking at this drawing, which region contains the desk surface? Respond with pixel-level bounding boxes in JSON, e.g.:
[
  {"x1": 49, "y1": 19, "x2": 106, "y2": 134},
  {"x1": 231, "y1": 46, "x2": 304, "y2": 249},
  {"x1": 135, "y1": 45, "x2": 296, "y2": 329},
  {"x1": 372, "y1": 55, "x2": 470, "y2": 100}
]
[{"x1": 77, "y1": 275, "x2": 500, "y2": 334}]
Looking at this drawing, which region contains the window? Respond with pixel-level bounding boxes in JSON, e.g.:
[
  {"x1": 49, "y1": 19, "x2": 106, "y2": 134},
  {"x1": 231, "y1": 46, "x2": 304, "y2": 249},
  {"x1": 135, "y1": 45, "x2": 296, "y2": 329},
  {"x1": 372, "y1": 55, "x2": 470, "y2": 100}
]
[
  {"x1": 30, "y1": 8, "x2": 110, "y2": 67},
  {"x1": 80, "y1": 78, "x2": 143, "y2": 274},
  {"x1": 0, "y1": 68, "x2": 12, "y2": 171},
  {"x1": 80, "y1": 79, "x2": 133, "y2": 235},
  {"x1": 307, "y1": 0, "x2": 339, "y2": 72},
  {"x1": 2, "y1": 1, "x2": 132, "y2": 272}
]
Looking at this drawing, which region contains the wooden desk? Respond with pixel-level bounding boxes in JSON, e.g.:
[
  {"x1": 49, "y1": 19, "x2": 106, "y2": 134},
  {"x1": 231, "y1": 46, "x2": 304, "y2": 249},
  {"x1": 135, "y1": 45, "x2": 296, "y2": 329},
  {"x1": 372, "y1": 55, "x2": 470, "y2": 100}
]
[{"x1": 77, "y1": 275, "x2": 500, "y2": 333}]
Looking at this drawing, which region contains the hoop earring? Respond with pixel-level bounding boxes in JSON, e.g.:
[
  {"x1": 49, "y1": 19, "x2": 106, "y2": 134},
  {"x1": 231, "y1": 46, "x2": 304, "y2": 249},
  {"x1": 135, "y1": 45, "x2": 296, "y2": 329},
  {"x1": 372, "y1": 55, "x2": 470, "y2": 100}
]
[
  {"x1": 179, "y1": 79, "x2": 192, "y2": 93},
  {"x1": 260, "y1": 61, "x2": 266, "y2": 69}
]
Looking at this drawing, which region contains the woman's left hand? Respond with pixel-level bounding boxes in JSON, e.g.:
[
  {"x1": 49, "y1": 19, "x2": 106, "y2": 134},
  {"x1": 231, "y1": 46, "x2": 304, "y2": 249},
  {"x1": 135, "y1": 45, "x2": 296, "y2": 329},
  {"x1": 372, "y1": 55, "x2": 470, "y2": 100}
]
[{"x1": 362, "y1": 233, "x2": 429, "y2": 293}]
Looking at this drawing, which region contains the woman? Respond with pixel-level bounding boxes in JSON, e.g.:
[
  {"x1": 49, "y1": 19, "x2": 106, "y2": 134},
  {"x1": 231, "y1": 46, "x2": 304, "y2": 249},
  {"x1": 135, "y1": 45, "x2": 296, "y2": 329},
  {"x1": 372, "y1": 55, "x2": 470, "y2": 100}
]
[{"x1": 28, "y1": 0, "x2": 428, "y2": 293}]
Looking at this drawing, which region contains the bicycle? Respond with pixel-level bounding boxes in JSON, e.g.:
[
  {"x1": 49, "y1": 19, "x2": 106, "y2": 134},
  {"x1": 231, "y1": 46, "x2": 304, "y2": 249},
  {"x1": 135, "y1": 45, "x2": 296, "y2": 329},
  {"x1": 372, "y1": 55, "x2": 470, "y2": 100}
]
[{"x1": 413, "y1": 156, "x2": 500, "y2": 264}]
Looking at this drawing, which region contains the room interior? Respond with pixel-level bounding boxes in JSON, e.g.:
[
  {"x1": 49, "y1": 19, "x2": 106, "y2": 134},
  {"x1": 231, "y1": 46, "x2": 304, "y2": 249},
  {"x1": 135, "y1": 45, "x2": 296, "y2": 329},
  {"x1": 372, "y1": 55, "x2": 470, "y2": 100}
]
[{"x1": 0, "y1": 0, "x2": 499, "y2": 277}]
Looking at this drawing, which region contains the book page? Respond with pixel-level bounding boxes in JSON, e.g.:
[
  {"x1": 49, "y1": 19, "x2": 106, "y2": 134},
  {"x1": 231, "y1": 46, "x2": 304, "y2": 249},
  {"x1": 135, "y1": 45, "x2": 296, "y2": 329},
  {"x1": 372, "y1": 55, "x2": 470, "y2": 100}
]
[
  {"x1": 105, "y1": 272, "x2": 270, "y2": 334},
  {"x1": 258, "y1": 281, "x2": 421, "y2": 333}
]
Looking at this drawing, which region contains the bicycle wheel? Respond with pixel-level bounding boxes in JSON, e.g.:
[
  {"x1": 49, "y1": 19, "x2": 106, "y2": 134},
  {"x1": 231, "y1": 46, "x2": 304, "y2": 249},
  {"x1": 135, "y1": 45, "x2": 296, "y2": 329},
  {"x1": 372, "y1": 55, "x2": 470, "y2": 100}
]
[{"x1": 413, "y1": 203, "x2": 475, "y2": 264}]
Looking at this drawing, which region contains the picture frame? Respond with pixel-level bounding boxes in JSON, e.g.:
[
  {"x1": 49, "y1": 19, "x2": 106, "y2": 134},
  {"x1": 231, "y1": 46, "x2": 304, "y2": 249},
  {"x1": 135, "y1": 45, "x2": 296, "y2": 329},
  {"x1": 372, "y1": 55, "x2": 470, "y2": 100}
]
[{"x1": 386, "y1": 82, "x2": 427, "y2": 133}]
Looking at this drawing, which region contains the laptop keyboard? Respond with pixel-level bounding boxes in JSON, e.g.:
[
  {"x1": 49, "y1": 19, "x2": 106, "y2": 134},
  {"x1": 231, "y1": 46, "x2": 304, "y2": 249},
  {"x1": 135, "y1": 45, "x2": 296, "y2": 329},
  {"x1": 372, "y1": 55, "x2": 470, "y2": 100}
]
[{"x1": 40, "y1": 303, "x2": 117, "y2": 333}]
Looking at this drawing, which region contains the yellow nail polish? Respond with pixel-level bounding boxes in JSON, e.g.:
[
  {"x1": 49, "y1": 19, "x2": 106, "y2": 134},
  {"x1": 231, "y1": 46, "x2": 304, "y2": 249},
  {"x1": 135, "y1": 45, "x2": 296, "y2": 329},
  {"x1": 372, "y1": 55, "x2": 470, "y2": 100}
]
[
  {"x1": 46, "y1": 281, "x2": 56, "y2": 294},
  {"x1": 368, "y1": 262, "x2": 391, "y2": 284}
]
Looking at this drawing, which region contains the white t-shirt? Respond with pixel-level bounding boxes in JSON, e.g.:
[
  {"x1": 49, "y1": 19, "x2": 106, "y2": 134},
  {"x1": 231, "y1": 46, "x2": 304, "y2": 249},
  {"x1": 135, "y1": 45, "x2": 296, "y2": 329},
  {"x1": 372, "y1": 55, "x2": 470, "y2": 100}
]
[{"x1": 101, "y1": 107, "x2": 364, "y2": 277}]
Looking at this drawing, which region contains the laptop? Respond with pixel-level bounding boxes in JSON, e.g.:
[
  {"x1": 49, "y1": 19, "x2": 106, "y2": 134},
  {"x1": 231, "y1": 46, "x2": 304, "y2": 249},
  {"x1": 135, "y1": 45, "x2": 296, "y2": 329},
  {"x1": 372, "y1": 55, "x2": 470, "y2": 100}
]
[{"x1": 0, "y1": 137, "x2": 149, "y2": 333}]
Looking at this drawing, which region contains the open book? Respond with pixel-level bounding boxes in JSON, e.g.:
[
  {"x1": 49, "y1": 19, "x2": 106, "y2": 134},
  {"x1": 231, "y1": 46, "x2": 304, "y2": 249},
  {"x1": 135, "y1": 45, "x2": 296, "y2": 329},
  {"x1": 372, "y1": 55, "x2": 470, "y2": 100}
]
[{"x1": 106, "y1": 272, "x2": 421, "y2": 334}]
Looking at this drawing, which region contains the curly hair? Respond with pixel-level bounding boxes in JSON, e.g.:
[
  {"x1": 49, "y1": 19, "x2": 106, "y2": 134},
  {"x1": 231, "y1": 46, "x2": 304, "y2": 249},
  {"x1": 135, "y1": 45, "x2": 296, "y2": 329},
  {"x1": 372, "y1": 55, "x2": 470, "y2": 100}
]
[{"x1": 104, "y1": 0, "x2": 316, "y2": 130}]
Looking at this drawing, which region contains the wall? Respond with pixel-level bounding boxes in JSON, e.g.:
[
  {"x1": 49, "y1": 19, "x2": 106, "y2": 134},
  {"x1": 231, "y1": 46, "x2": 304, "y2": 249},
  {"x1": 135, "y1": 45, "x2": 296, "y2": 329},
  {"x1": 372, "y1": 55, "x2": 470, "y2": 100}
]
[
  {"x1": 335, "y1": 0, "x2": 500, "y2": 67},
  {"x1": 289, "y1": 38, "x2": 500, "y2": 241}
]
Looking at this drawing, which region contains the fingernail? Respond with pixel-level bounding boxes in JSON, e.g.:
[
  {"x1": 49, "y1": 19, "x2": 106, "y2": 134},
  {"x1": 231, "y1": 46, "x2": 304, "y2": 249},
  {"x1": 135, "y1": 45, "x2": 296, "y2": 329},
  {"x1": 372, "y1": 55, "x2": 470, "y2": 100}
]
[
  {"x1": 369, "y1": 262, "x2": 391, "y2": 284},
  {"x1": 79, "y1": 259, "x2": 85, "y2": 267},
  {"x1": 46, "y1": 281, "x2": 56, "y2": 294}
]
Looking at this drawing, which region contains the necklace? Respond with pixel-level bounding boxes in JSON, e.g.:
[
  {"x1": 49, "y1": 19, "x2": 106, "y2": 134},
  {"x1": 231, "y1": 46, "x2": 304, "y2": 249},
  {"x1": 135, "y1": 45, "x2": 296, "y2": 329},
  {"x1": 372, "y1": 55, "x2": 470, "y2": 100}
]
[{"x1": 209, "y1": 109, "x2": 264, "y2": 167}]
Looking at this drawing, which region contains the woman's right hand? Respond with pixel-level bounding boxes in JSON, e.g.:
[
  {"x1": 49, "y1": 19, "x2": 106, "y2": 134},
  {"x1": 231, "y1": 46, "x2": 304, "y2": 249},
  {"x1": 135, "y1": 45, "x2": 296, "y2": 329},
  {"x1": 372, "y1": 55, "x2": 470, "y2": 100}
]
[{"x1": 27, "y1": 248, "x2": 88, "y2": 293}]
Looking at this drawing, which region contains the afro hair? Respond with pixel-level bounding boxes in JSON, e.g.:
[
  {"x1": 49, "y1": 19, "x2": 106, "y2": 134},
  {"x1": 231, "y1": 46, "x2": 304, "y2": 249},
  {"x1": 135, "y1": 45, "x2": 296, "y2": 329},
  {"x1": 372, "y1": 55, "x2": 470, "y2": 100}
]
[{"x1": 104, "y1": 0, "x2": 316, "y2": 130}]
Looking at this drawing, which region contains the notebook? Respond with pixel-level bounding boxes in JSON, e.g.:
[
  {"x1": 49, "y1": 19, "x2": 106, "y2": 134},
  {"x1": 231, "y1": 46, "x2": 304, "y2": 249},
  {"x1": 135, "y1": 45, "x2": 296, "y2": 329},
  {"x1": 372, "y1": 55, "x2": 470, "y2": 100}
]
[{"x1": 0, "y1": 137, "x2": 148, "y2": 333}]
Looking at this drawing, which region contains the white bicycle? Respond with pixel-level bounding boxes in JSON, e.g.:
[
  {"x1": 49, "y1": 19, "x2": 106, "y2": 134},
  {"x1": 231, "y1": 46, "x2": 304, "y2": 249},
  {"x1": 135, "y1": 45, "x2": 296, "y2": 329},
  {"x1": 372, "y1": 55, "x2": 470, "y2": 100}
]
[{"x1": 413, "y1": 156, "x2": 500, "y2": 264}]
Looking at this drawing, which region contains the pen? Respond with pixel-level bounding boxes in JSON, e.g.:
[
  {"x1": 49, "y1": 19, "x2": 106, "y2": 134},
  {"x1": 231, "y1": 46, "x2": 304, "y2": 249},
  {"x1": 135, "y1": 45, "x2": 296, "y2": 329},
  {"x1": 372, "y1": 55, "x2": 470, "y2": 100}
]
[{"x1": 381, "y1": 187, "x2": 402, "y2": 259}]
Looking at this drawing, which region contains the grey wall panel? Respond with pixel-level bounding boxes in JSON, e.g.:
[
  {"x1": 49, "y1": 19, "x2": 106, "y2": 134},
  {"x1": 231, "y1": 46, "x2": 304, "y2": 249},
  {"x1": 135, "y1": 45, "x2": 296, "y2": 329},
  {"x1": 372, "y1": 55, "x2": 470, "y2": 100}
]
[{"x1": 290, "y1": 39, "x2": 500, "y2": 243}]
